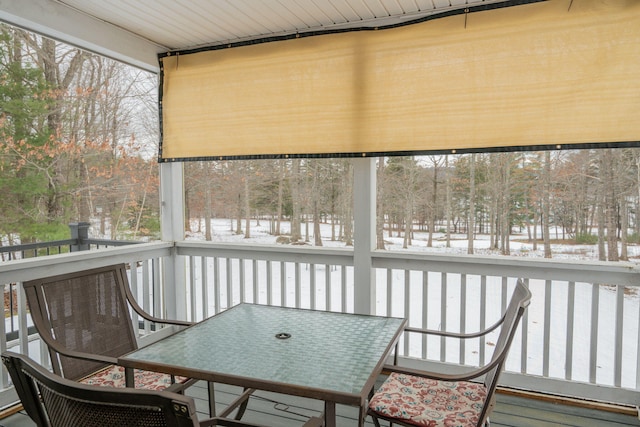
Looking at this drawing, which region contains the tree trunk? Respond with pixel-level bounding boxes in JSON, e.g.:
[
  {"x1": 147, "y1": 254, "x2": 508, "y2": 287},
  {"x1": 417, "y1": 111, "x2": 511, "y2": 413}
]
[
  {"x1": 501, "y1": 156, "x2": 511, "y2": 256},
  {"x1": 620, "y1": 196, "x2": 628, "y2": 261},
  {"x1": 290, "y1": 159, "x2": 302, "y2": 241},
  {"x1": 602, "y1": 150, "x2": 619, "y2": 261},
  {"x1": 244, "y1": 174, "x2": 251, "y2": 239},
  {"x1": 276, "y1": 160, "x2": 285, "y2": 236},
  {"x1": 532, "y1": 208, "x2": 538, "y2": 251},
  {"x1": 445, "y1": 155, "x2": 452, "y2": 248},
  {"x1": 402, "y1": 198, "x2": 412, "y2": 249},
  {"x1": 343, "y1": 161, "x2": 353, "y2": 246},
  {"x1": 427, "y1": 165, "x2": 437, "y2": 247},
  {"x1": 312, "y1": 163, "x2": 323, "y2": 246}
]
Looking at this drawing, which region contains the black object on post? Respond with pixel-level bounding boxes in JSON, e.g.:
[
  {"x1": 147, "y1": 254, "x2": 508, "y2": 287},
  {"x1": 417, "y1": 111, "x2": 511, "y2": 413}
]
[{"x1": 69, "y1": 222, "x2": 90, "y2": 252}]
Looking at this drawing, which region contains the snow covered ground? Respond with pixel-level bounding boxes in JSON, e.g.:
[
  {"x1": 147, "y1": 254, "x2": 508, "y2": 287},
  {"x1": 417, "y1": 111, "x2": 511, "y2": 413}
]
[{"x1": 186, "y1": 217, "x2": 640, "y2": 261}]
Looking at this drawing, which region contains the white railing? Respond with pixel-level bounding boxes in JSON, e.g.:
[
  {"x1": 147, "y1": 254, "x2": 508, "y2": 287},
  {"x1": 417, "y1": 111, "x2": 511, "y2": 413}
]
[{"x1": 1, "y1": 241, "x2": 639, "y2": 409}]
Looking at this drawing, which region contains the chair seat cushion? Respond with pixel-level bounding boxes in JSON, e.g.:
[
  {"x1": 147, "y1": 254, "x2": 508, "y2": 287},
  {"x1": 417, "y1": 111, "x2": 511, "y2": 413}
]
[
  {"x1": 79, "y1": 365, "x2": 187, "y2": 391},
  {"x1": 368, "y1": 372, "x2": 487, "y2": 427}
]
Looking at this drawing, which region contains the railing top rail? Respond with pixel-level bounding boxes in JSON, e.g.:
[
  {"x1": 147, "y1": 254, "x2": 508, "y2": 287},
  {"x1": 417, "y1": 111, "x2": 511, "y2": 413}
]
[
  {"x1": 176, "y1": 240, "x2": 354, "y2": 265},
  {"x1": 371, "y1": 250, "x2": 640, "y2": 285},
  {"x1": 84, "y1": 239, "x2": 141, "y2": 246},
  {"x1": 0, "y1": 239, "x2": 76, "y2": 254},
  {"x1": 0, "y1": 241, "x2": 173, "y2": 283}
]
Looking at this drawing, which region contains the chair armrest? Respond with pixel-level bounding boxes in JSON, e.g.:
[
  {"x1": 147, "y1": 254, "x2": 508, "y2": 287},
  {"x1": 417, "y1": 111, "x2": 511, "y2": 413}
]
[
  {"x1": 383, "y1": 358, "x2": 503, "y2": 382},
  {"x1": 127, "y1": 296, "x2": 193, "y2": 327},
  {"x1": 122, "y1": 279, "x2": 193, "y2": 327},
  {"x1": 404, "y1": 313, "x2": 505, "y2": 339}
]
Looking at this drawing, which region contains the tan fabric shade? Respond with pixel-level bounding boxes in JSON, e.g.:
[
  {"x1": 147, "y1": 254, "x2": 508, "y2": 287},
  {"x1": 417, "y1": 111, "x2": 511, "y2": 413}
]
[{"x1": 159, "y1": 0, "x2": 640, "y2": 161}]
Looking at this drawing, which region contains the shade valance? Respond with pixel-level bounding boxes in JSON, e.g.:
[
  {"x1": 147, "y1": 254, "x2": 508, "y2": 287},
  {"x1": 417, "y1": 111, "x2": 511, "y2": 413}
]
[{"x1": 158, "y1": 0, "x2": 640, "y2": 161}]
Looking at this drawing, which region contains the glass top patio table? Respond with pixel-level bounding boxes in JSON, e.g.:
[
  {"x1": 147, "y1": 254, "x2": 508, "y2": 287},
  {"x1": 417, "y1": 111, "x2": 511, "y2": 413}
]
[{"x1": 119, "y1": 303, "x2": 405, "y2": 425}]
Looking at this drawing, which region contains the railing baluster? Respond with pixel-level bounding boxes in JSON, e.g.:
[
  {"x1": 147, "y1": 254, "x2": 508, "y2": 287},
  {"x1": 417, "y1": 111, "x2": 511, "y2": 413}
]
[
  {"x1": 189, "y1": 256, "x2": 197, "y2": 321},
  {"x1": 404, "y1": 269, "x2": 410, "y2": 356},
  {"x1": 267, "y1": 260, "x2": 273, "y2": 306},
  {"x1": 341, "y1": 265, "x2": 347, "y2": 313},
  {"x1": 386, "y1": 269, "x2": 393, "y2": 317},
  {"x1": 152, "y1": 259, "x2": 162, "y2": 321},
  {"x1": 128, "y1": 260, "x2": 139, "y2": 331},
  {"x1": 202, "y1": 257, "x2": 209, "y2": 319},
  {"x1": 17, "y1": 284, "x2": 28, "y2": 355},
  {"x1": 295, "y1": 262, "x2": 301, "y2": 308},
  {"x1": 440, "y1": 272, "x2": 447, "y2": 363},
  {"x1": 480, "y1": 275, "x2": 487, "y2": 367},
  {"x1": 543, "y1": 279, "x2": 552, "y2": 378},
  {"x1": 614, "y1": 285, "x2": 624, "y2": 387},
  {"x1": 253, "y1": 259, "x2": 259, "y2": 304},
  {"x1": 214, "y1": 257, "x2": 221, "y2": 314},
  {"x1": 422, "y1": 271, "x2": 428, "y2": 359},
  {"x1": 325, "y1": 264, "x2": 331, "y2": 311},
  {"x1": 566, "y1": 281, "x2": 576, "y2": 380},
  {"x1": 226, "y1": 258, "x2": 233, "y2": 308},
  {"x1": 460, "y1": 274, "x2": 467, "y2": 365},
  {"x1": 310, "y1": 263, "x2": 316, "y2": 310},
  {"x1": 142, "y1": 262, "x2": 151, "y2": 334},
  {"x1": 239, "y1": 259, "x2": 246, "y2": 303},
  {"x1": 520, "y1": 278, "x2": 529, "y2": 374},
  {"x1": 280, "y1": 261, "x2": 286, "y2": 307},
  {"x1": 590, "y1": 283, "x2": 600, "y2": 384}
]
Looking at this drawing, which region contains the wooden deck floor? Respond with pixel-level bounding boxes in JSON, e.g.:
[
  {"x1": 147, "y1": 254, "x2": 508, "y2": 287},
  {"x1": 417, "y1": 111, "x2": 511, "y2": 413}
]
[{"x1": 1, "y1": 380, "x2": 639, "y2": 427}]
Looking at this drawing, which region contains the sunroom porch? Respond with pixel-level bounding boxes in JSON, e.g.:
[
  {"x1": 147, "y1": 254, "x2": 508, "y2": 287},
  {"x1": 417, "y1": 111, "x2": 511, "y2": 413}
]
[
  {"x1": 0, "y1": 235, "x2": 639, "y2": 425},
  {"x1": 1, "y1": 0, "x2": 640, "y2": 425}
]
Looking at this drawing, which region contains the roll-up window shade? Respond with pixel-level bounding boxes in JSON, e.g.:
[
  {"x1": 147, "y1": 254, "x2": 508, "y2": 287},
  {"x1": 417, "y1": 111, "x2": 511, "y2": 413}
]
[{"x1": 158, "y1": 0, "x2": 640, "y2": 162}]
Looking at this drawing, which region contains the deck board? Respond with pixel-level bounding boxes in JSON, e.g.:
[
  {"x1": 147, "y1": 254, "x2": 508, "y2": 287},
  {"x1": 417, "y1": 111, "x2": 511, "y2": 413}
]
[
  {"x1": 2, "y1": 380, "x2": 639, "y2": 426},
  {"x1": 490, "y1": 393, "x2": 640, "y2": 427}
]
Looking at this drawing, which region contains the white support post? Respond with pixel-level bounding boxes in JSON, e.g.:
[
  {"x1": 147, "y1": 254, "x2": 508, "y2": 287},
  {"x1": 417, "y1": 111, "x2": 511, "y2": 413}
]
[
  {"x1": 352, "y1": 157, "x2": 376, "y2": 315},
  {"x1": 160, "y1": 162, "x2": 187, "y2": 321}
]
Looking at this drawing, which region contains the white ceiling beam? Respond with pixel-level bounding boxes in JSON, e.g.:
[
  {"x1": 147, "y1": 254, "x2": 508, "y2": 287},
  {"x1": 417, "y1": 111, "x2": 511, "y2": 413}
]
[{"x1": 0, "y1": 0, "x2": 163, "y2": 73}]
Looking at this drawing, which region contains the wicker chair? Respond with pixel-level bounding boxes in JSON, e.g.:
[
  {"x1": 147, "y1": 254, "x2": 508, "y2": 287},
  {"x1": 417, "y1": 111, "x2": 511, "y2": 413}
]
[
  {"x1": 23, "y1": 264, "x2": 194, "y2": 393},
  {"x1": 2, "y1": 351, "x2": 267, "y2": 427},
  {"x1": 368, "y1": 279, "x2": 531, "y2": 427}
]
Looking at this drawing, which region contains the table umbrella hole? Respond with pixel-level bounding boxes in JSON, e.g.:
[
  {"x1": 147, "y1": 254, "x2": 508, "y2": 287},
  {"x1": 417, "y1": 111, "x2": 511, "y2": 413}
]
[{"x1": 275, "y1": 332, "x2": 291, "y2": 339}]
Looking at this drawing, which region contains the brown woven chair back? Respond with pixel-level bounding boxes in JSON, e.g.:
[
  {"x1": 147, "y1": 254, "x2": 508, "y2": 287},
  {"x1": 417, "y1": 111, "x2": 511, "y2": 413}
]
[
  {"x1": 24, "y1": 265, "x2": 138, "y2": 381},
  {"x1": 2, "y1": 351, "x2": 199, "y2": 427}
]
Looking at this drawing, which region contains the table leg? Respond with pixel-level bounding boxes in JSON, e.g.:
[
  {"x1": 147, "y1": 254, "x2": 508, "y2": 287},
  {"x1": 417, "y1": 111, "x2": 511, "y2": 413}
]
[
  {"x1": 324, "y1": 401, "x2": 336, "y2": 427},
  {"x1": 208, "y1": 382, "x2": 216, "y2": 416},
  {"x1": 124, "y1": 367, "x2": 134, "y2": 388},
  {"x1": 358, "y1": 403, "x2": 366, "y2": 427}
]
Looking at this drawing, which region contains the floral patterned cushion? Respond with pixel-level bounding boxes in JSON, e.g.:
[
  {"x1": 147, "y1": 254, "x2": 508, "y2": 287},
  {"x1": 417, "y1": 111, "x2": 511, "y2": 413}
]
[
  {"x1": 79, "y1": 365, "x2": 187, "y2": 391},
  {"x1": 368, "y1": 372, "x2": 488, "y2": 427}
]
